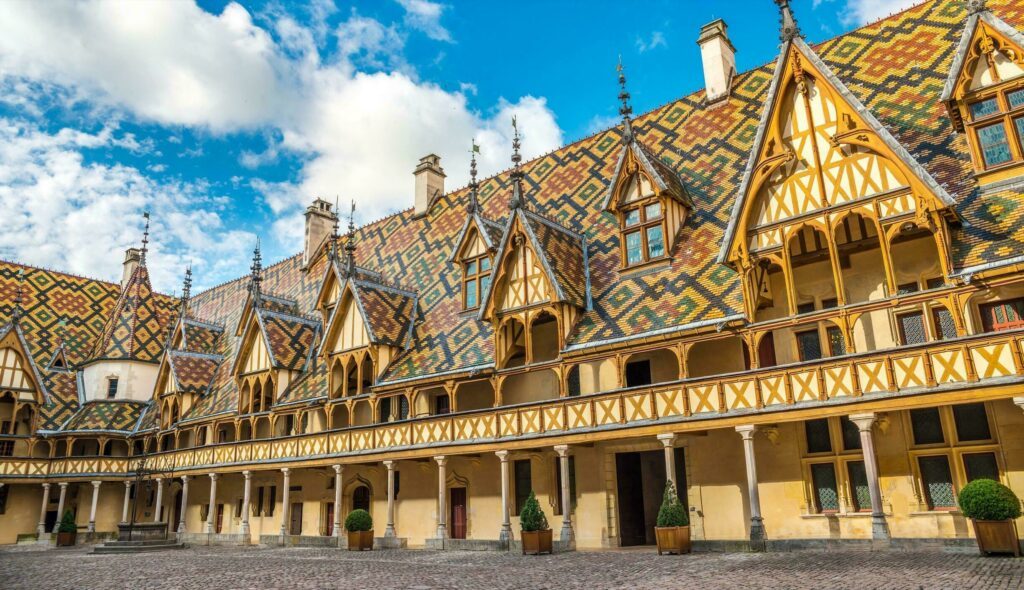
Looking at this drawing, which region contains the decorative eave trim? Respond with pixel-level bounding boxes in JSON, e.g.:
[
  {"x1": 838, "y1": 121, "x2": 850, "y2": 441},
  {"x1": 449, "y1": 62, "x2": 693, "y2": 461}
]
[{"x1": 940, "y1": 10, "x2": 1024, "y2": 103}]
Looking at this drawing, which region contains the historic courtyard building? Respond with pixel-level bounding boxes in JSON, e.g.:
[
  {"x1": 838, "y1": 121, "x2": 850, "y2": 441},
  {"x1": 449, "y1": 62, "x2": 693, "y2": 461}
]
[{"x1": 3, "y1": 0, "x2": 1024, "y2": 551}]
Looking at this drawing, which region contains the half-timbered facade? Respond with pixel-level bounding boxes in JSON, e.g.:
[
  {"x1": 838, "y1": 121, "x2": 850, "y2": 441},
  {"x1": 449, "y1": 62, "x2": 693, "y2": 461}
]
[{"x1": 3, "y1": 0, "x2": 1024, "y2": 553}]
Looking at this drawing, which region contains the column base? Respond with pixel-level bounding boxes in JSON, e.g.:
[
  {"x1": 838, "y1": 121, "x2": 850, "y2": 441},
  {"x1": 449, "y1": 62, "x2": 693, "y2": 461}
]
[
  {"x1": 498, "y1": 526, "x2": 513, "y2": 543},
  {"x1": 748, "y1": 517, "x2": 766, "y2": 551},
  {"x1": 560, "y1": 525, "x2": 574, "y2": 545},
  {"x1": 384, "y1": 525, "x2": 396, "y2": 538},
  {"x1": 436, "y1": 526, "x2": 448, "y2": 539},
  {"x1": 87, "y1": 523, "x2": 96, "y2": 534},
  {"x1": 871, "y1": 515, "x2": 891, "y2": 542}
]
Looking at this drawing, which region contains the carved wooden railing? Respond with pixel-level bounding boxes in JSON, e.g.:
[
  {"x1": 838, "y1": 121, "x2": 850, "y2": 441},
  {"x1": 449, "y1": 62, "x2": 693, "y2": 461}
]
[{"x1": 3, "y1": 330, "x2": 1023, "y2": 479}]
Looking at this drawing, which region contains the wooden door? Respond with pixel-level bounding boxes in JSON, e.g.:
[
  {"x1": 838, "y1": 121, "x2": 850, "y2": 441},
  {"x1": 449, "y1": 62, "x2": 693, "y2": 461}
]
[
  {"x1": 757, "y1": 333, "x2": 777, "y2": 368},
  {"x1": 290, "y1": 502, "x2": 303, "y2": 536},
  {"x1": 215, "y1": 504, "x2": 224, "y2": 534},
  {"x1": 450, "y1": 488, "x2": 467, "y2": 539},
  {"x1": 325, "y1": 502, "x2": 334, "y2": 536}
]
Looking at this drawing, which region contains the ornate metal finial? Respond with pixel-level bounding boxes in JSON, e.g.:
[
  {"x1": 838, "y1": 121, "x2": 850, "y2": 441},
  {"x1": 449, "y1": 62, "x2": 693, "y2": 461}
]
[
  {"x1": 775, "y1": 0, "x2": 801, "y2": 43},
  {"x1": 12, "y1": 269, "x2": 24, "y2": 322},
  {"x1": 179, "y1": 265, "x2": 192, "y2": 316},
  {"x1": 617, "y1": 57, "x2": 634, "y2": 143},
  {"x1": 328, "y1": 197, "x2": 341, "y2": 262},
  {"x1": 509, "y1": 117, "x2": 525, "y2": 210},
  {"x1": 468, "y1": 140, "x2": 480, "y2": 214},
  {"x1": 967, "y1": 0, "x2": 987, "y2": 15},
  {"x1": 249, "y1": 238, "x2": 263, "y2": 299},
  {"x1": 140, "y1": 211, "x2": 151, "y2": 267},
  {"x1": 343, "y1": 199, "x2": 357, "y2": 277}
]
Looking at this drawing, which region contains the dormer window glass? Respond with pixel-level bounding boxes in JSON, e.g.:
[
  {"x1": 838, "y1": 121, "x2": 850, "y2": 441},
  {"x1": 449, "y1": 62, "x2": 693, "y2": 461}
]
[
  {"x1": 463, "y1": 254, "x2": 491, "y2": 310},
  {"x1": 621, "y1": 187, "x2": 666, "y2": 267},
  {"x1": 965, "y1": 83, "x2": 1024, "y2": 171}
]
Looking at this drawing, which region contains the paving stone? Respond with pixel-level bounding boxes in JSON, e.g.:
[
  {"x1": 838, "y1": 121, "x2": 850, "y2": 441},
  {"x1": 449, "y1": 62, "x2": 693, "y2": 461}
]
[{"x1": 1, "y1": 545, "x2": 1022, "y2": 589}]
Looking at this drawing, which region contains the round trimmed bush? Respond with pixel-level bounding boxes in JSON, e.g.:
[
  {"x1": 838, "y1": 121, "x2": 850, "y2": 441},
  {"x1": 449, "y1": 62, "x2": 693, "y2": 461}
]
[
  {"x1": 344, "y1": 509, "x2": 373, "y2": 532},
  {"x1": 656, "y1": 480, "x2": 689, "y2": 528},
  {"x1": 958, "y1": 479, "x2": 1022, "y2": 521}
]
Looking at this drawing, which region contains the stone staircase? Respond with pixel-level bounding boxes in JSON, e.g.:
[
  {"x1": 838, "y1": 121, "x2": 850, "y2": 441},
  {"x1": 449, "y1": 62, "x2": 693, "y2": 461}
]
[{"x1": 92, "y1": 539, "x2": 187, "y2": 554}]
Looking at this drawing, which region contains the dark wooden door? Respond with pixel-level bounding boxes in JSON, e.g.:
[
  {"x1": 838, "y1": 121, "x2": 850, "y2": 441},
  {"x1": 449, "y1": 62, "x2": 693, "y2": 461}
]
[
  {"x1": 758, "y1": 333, "x2": 777, "y2": 368},
  {"x1": 325, "y1": 502, "x2": 334, "y2": 536},
  {"x1": 615, "y1": 452, "x2": 646, "y2": 546},
  {"x1": 215, "y1": 504, "x2": 224, "y2": 534},
  {"x1": 290, "y1": 502, "x2": 303, "y2": 535},
  {"x1": 450, "y1": 488, "x2": 467, "y2": 539}
]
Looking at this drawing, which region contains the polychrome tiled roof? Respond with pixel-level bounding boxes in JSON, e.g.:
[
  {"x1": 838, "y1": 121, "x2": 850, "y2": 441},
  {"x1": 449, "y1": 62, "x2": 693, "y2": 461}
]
[
  {"x1": 181, "y1": 318, "x2": 224, "y2": 355},
  {"x1": 61, "y1": 400, "x2": 148, "y2": 433},
  {"x1": 89, "y1": 265, "x2": 176, "y2": 363},
  {"x1": 168, "y1": 351, "x2": 221, "y2": 395},
  {"x1": 259, "y1": 309, "x2": 318, "y2": 371}
]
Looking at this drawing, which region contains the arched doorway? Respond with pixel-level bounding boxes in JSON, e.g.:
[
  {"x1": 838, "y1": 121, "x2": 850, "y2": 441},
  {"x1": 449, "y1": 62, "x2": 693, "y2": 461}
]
[{"x1": 352, "y1": 485, "x2": 370, "y2": 512}]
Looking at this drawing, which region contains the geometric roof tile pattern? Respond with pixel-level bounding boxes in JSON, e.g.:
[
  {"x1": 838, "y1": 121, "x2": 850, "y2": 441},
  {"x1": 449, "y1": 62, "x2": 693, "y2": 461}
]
[
  {"x1": 168, "y1": 351, "x2": 221, "y2": 395},
  {"x1": 61, "y1": 400, "x2": 148, "y2": 433},
  {"x1": 259, "y1": 310, "x2": 319, "y2": 371},
  {"x1": 89, "y1": 264, "x2": 175, "y2": 363},
  {"x1": 181, "y1": 318, "x2": 224, "y2": 355}
]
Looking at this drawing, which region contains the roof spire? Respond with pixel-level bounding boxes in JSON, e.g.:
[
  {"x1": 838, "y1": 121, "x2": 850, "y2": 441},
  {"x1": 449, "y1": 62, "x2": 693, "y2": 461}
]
[
  {"x1": 775, "y1": 0, "x2": 801, "y2": 43},
  {"x1": 468, "y1": 140, "x2": 480, "y2": 214},
  {"x1": 967, "y1": 0, "x2": 987, "y2": 15},
  {"x1": 140, "y1": 211, "x2": 151, "y2": 267},
  {"x1": 179, "y1": 265, "x2": 192, "y2": 317},
  {"x1": 617, "y1": 56, "x2": 634, "y2": 143},
  {"x1": 509, "y1": 116, "x2": 525, "y2": 210},
  {"x1": 343, "y1": 199, "x2": 356, "y2": 278},
  {"x1": 328, "y1": 197, "x2": 341, "y2": 262},
  {"x1": 12, "y1": 269, "x2": 24, "y2": 322},
  {"x1": 249, "y1": 238, "x2": 263, "y2": 301}
]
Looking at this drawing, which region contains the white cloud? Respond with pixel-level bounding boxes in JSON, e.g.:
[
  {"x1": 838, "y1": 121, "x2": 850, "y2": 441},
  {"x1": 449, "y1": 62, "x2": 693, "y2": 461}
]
[
  {"x1": 839, "y1": 0, "x2": 920, "y2": 26},
  {"x1": 396, "y1": 0, "x2": 452, "y2": 42},
  {"x1": 635, "y1": 31, "x2": 667, "y2": 54},
  {"x1": 0, "y1": 119, "x2": 253, "y2": 292},
  {"x1": 0, "y1": 0, "x2": 563, "y2": 275}
]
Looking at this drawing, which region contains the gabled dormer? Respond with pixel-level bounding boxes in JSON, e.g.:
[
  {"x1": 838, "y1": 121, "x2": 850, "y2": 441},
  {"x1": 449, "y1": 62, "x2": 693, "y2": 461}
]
[
  {"x1": 941, "y1": 1, "x2": 1024, "y2": 184},
  {"x1": 604, "y1": 64, "x2": 693, "y2": 270},
  {"x1": 450, "y1": 145, "x2": 502, "y2": 310},
  {"x1": 719, "y1": 2, "x2": 958, "y2": 322}
]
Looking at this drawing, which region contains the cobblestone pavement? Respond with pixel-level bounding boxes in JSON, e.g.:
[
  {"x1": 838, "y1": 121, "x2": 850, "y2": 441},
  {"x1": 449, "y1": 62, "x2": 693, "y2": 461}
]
[{"x1": 1, "y1": 545, "x2": 1023, "y2": 590}]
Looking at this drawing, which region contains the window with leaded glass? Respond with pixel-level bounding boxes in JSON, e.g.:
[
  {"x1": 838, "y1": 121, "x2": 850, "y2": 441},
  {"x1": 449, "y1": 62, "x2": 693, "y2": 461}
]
[
  {"x1": 810, "y1": 463, "x2": 840, "y2": 513},
  {"x1": 897, "y1": 311, "x2": 926, "y2": 345},
  {"x1": 978, "y1": 123, "x2": 1012, "y2": 167},
  {"x1": 796, "y1": 330, "x2": 822, "y2": 362},
  {"x1": 952, "y1": 403, "x2": 991, "y2": 442},
  {"x1": 931, "y1": 307, "x2": 958, "y2": 340},
  {"x1": 979, "y1": 298, "x2": 1024, "y2": 332},
  {"x1": 963, "y1": 452, "x2": 1000, "y2": 483},
  {"x1": 847, "y1": 461, "x2": 871, "y2": 512},
  {"x1": 964, "y1": 85, "x2": 1024, "y2": 171},
  {"x1": 918, "y1": 455, "x2": 956, "y2": 510},
  {"x1": 619, "y1": 187, "x2": 667, "y2": 268},
  {"x1": 805, "y1": 419, "x2": 832, "y2": 454},
  {"x1": 910, "y1": 408, "x2": 945, "y2": 446},
  {"x1": 462, "y1": 254, "x2": 491, "y2": 310},
  {"x1": 826, "y1": 326, "x2": 845, "y2": 356},
  {"x1": 841, "y1": 417, "x2": 862, "y2": 451}
]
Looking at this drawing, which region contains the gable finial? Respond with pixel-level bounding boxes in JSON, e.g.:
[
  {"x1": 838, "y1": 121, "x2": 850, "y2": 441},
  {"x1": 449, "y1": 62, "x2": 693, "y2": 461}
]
[
  {"x1": 249, "y1": 238, "x2": 263, "y2": 300},
  {"x1": 775, "y1": 0, "x2": 801, "y2": 43},
  {"x1": 12, "y1": 269, "x2": 24, "y2": 322},
  {"x1": 180, "y1": 265, "x2": 192, "y2": 317},
  {"x1": 967, "y1": 0, "x2": 987, "y2": 15},
  {"x1": 617, "y1": 56, "x2": 634, "y2": 143},
  {"x1": 468, "y1": 140, "x2": 480, "y2": 214},
  {"x1": 344, "y1": 199, "x2": 357, "y2": 277},
  {"x1": 140, "y1": 211, "x2": 151, "y2": 268},
  {"x1": 509, "y1": 116, "x2": 525, "y2": 210},
  {"x1": 328, "y1": 197, "x2": 341, "y2": 262}
]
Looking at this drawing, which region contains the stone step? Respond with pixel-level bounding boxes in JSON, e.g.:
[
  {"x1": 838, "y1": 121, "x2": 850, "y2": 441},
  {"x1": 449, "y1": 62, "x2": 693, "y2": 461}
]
[
  {"x1": 92, "y1": 543, "x2": 186, "y2": 554},
  {"x1": 103, "y1": 539, "x2": 175, "y2": 547}
]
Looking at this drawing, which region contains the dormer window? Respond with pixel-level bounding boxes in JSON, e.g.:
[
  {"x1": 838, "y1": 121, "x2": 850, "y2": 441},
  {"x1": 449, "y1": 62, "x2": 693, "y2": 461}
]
[
  {"x1": 622, "y1": 195, "x2": 666, "y2": 266},
  {"x1": 462, "y1": 253, "x2": 492, "y2": 310},
  {"x1": 965, "y1": 85, "x2": 1024, "y2": 170}
]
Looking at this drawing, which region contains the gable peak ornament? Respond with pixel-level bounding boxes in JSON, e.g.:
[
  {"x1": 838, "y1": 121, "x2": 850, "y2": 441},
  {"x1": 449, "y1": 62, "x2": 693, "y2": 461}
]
[{"x1": 775, "y1": 0, "x2": 801, "y2": 43}]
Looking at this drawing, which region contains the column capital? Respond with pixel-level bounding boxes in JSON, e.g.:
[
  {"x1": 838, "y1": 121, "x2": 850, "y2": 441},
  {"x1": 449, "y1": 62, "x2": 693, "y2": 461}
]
[
  {"x1": 243, "y1": 470, "x2": 252, "y2": 480},
  {"x1": 849, "y1": 412, "x2": 877, "y2": 432},
  {"x1": 495, "y1": 450, "x2": 510, "y2": 461},
  {"x1": 281, "y1": 467, "x2": 290, "y2": 475},
  {"x1": 180, "y1": 475, "x2": 190, "y2": 483},
  {"x1": 735, "y1": 424, "x2": 757, "y2": 439},
  {"x1": 59, "y1": 482, "x2": 69, "y2": 489},
  {"x1": 42, "y1": 482, "x2": 51, "y2": 490},
  {"x1": 124, "y1": 480, "x2": 132, "y2": 489},
  {"x1": 332, "y1": 464, "x2": 343, "y2": 475},
  {"x1": 657, "y1": 433, "x2": 677, "y2": 447},
  {"x1": 91, "y1": 480, "x2": 101, "y2": 489},
  {"x1": 208, "y1": 473, "x2": 219, "y2": 481},
  {"x1": 1014, "y1": 397, "x2": 1024, "y2": 413},
  {"x1": 434, "y1": 456, "x2": 447, "y2": 466},
  {"x1": 383, "y1": 460, "x2": 395, "y2": 469},
  {"x1": 553, "y1": 444, "x2": 569, "y2": 457}
]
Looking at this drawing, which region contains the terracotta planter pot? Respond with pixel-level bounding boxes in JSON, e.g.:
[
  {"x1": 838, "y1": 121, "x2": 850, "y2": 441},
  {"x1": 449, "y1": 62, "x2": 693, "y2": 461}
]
[
  {"x1": 56, "y1": 532, "x2": 76, "y2": 547},
  {"x1": 521, "y1": 529, "x2": 553, "y2": 555},
  {"x1": 972, "y1": 519, "x2": 1021, "y2": 556},
  {"x1": 655, "y1": 526, "x2": 691, "y2": 555},
  {"x1": 347, "y1": 530, "x2": 373, "y2": 551}
]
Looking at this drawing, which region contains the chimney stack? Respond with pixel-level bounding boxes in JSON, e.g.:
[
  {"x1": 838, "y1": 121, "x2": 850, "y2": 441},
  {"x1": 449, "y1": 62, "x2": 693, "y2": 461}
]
[
  {"x1": 122, "y1": 248, "x2": 141, "y2": 289},
  {"x1": 697, "y1": 19, "x2": 736, "y2": 104},
  {"x1": 303, "y1": 198, "x2": 337, "y2": 267},
  {"x1": 413, "y1": 154, "x2": 445, "y2": 217}
]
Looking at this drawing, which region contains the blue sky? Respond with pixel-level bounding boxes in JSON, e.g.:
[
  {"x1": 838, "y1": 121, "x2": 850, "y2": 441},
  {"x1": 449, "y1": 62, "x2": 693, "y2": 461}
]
[{"x1": 0, "y1": 0, "x2": 917, "y2": 293}]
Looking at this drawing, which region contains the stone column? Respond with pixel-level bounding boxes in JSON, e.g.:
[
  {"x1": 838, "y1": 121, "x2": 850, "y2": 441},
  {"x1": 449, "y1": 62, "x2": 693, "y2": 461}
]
[
  {"x1": 240, "y1": 472, "x2": 251, "y2": 538},
  {"x1": 735, "y1": 426, "x2": 765, "y2": 543},
  {"x1": 279, "y1": 468, "x2": 291, "y2": 537},
  {"x1": 496, "y1": 450, "x2": 512, "y2": 543},
  {"x1": 37, "y1": 483, "x2": 51, "y2": 536},
  {"x1": 121, "y1": 482, "x2": 132, "y2": 524},
  {"x1": 383, "y1": 460, "x2": 396, "y2": 538},
  {"x1": 850, "y1": 413, "x2": 890, "y2": 541},
  {"x1": 332, "y1": 465, "x2": 343, "y2": 538},
  {"x1": 434, "y1": 456, "x2": 448, "y2": 539},
  {"x1": 153, "y1": 477, "x2": 164, "y2": 523},
  {"x1": 88, "y1": 481, "x2": 101, "y2": 533},
  {"x1": 205, "y1": 473, "x2": 218, "y2": 534},
  {"x1": 1015, "y1": 397, "x2": 1024, "y2": 413},
  {"x1": 554, "y1": 445, "x2": 574, "y2": 544},
  {"x1": 657, "y1": 433, "x2": 678, "y2": 488},
  {"x1": 53, "y1": 483, "x2": 68, "y2": 533},
  {"x1": 177, "y1": 476, "x2": 190, "y2": 534}
]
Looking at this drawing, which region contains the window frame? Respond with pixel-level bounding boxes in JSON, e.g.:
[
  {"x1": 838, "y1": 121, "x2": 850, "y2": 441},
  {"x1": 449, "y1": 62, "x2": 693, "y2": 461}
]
[
  {"x1": 799, "y1": 416, "x2": 866, "y2": 515},
  {"x1": 964, "y1": 80, "x2": 1024, "y2": 173},
  {"x1": 461, "y1": 253, "x2": 492, "y2": 311},
  {"x1": 618, "y1": 179, "x2": 669, "y2": 269}
]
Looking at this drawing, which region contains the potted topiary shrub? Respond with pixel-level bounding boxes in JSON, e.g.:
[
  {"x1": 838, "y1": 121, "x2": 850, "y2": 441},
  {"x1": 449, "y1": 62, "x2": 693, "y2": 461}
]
[
  {"x1": 56, "y1": 510, "x2": 77, "y2": 547},
  {"x1": 654, "y1": 480, "x2": 690, "y2": 555},
  {"x1": 958, "y1": 478, "x2": 1022, "y2": 556},
  {"x1": 345, "y1": 509, "x2": 374, "y2": 551},
  {"x1": 519, "y1": 491, "x2": 552, "y2": 555}
]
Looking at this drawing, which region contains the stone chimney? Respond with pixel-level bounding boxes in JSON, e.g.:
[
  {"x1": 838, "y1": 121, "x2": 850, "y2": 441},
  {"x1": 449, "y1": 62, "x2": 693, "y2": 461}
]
[
  {"x1": 413, "y1": 154, "x2": 445, "y2": 217},
  {"x1": 303, "y1": 198, "x2": 337, "y2": 267},
  {"x1": 697, "y1": 19, "x2": 736, "y2": 104},
  {"x1": 122, "y1": 248, "x2": 141, "y2": 289}
]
